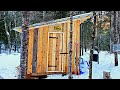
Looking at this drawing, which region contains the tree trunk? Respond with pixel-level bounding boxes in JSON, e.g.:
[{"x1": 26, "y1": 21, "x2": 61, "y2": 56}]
[
  {"x1": 87, "y1": 25, "x2": 90, "y2": 49},
  {"x1": 20, "y1": 11, "x2": 30, "y2": 79},
  {"x1": 97, "y1": 11, "x2": 102, "y2": 64},
  {"x1": 43, "y1": 11, "x2": 46, "y2": 21},
  {"x1": 85, "y1": 41, "x2": 87, "y2": 52},
  {"x1": 96, "y1": 13, "x2": 98, "y2": 47},
  {"x1": 81, "y1": 24, "x2": 84, "y2": 55},
  {"x1": 109, "y1": 17, "x2": 112, "y2": 53},
  {"x1": 0, "y1": 43, "x2": 1, "y2": 54},
  {"x1": 4, "y1": 12, "x2": 11, "y2": 54},
  {"x1": 89, "y1": 11, "x2": 96, "y2": 79},
  {"x1": 115, "y1": 12, "x2": 118, "y2": 66},
  {"x1": 68, "y1": 11, "x2": 73, "y2": 79},
  {"x1": 0, "y1": 31, "x2": 1, "y2": 54},
  {"x1": 80, "y1": 24, "x2": 82, "y2": 56},
  {"x1": 9, "y1": 21, "x2": 12, "y2": 51},
  {"x1": 109, "y1": 37, "x2": 111, "y2": 53},
  {"x1": 119, "y1": 35, "x2": 120, "y2": 44},
  {"x1": 118, "y1": 11, "x2": 120, "y2": 44},
  {"x1": 84, "y1": 24, "x2": 87, "y2": 52},
  {"x1": 98, "y1": 34, "x2": 100, "y2": 51},
  {"x1": 111, "y1": 11, "x2": 118, "y2": 66},
  {"x1": 98, "y1": 11, "x2": 102, "y2": 52},
  {"x1": 14, "y1": 32, "x2": 17, "y2": 52},
  {"x1": 14, "y1": 14, "x2": 17, "y2": 52}
]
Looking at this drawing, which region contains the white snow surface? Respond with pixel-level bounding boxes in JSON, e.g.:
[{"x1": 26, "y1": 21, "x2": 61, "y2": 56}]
[
  {"x1": 93, "y1": 50, "x2": 98, "y2": 54},
  {"x1": 47, "y1": 50, "x2": 120, "y2": 79},
  {"x1": 0, "y1": 53, "x2": 20, "y2": 79},
  {"x1": 0, "y1": 50, "x2": 120, "y2": 79}
]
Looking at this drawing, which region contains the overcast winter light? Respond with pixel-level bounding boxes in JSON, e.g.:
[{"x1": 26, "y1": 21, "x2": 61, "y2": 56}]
[{"x1": 0, "y1": 11, "x2": 119, "y2": 79}]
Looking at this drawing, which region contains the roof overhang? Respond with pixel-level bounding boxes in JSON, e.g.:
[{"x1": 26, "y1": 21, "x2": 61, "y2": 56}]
[{"x1": 13, "y1": 12, "x2": 93, "y2": 33}]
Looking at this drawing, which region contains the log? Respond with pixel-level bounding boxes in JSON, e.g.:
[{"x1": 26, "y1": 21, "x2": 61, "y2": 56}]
[{"x1": 103, "y1": 71, "x2": 111, "y2": 79}]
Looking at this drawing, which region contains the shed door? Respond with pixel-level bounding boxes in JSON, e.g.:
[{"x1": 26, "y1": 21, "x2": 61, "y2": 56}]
[{"x1": 47, "y1": 32, "x2": 64, "y2": 72}]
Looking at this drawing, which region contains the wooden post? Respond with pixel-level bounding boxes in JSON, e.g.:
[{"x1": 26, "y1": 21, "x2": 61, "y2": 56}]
[{"x1": 68, "y1": 11, "x2": 73, "y2": 79}]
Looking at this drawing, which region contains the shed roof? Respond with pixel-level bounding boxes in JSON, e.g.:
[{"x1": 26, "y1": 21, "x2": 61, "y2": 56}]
[{"x1": 13, "y1": 12, "x2": 93, "y2": 33}]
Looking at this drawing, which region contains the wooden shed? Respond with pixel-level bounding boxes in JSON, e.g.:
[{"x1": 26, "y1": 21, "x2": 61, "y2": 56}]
[{"x1": 13, "y1": 12, "x2": 93, "y2": 78}]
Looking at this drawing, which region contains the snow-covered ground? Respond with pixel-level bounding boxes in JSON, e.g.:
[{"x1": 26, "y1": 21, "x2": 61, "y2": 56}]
[
  {"x1": 47, "y1": 50, "x2": 120, "y2": 79},
  {"x1": 0, "y1": 50, "x2": 120, "y2": 79},
  {"x1": 0, "y1": 53, "x2": 20, "y2": 79}
]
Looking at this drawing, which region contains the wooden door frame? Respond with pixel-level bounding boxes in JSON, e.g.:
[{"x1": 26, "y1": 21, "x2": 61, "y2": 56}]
[{"x1": 46, "y1": 32, "x2": 64, "y2": 72}]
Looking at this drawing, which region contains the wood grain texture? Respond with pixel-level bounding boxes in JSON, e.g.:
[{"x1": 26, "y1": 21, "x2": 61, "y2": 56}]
[
  {"x1": 32, "y1": 28, "x2": 38, "y2": 73},
  {"x1": 27, "y1": 29, "x2": 34, "y2": 74},
  {"x1": 36, "y1": 27, "x2": 43, "y2": 74}
]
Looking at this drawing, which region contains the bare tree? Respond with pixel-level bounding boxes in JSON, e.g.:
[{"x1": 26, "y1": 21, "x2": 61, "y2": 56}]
[
  {"x1": 20, "y1": 11, "x2": 30, "y2": 79},
  {"x1": 14, "y1": 12, "x2": 18, "y2": 52},
  {"x1": 0, "y1": 31, "x2": 1, "y2": 54},
  {"x1": 89, "y1": 11, "x2": 96, "y2": 79},
  {"x1": 68, "y1": 11, "x2": 73, "y2": 79},
  {"x1": 80, "y1": 23, "x2": 84, "y2": 55},
  {"x1": 81, "y1": 24, "x2": 84, "y2": 55},
  {"x1": 3, "y1": 11, "x2": 11, "y2": 54},
  {"x1": 118, "y1": 11, "x2": 120, "y2": 44},
  {"x1": 111, "y1": 11, "x2": 118, "y2": 66},
  {"x1": 80, "y1": 24, "x2": 82, "y2": 56},
  {"x1": 43, "y1": 11, "x2": 46, "y2": 21},
  {"x1": 84, "y1": 24, "x2": 87, "y2": 52}
]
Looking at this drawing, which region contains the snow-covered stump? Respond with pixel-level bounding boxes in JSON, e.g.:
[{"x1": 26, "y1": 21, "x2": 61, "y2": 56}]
[{"x1": 103, "y1": 71, "x2": 111, "y2": 79}]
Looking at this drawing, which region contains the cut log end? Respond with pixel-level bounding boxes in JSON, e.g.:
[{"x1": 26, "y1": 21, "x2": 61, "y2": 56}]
[{"x1": 103, "y1": 71, "x2": 111, "y2": 79}]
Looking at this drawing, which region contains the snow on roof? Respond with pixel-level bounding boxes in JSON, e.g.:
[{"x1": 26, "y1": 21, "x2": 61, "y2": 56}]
[{"x1": 12, "y1": 12, "x2": 93, "y2": 33}]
